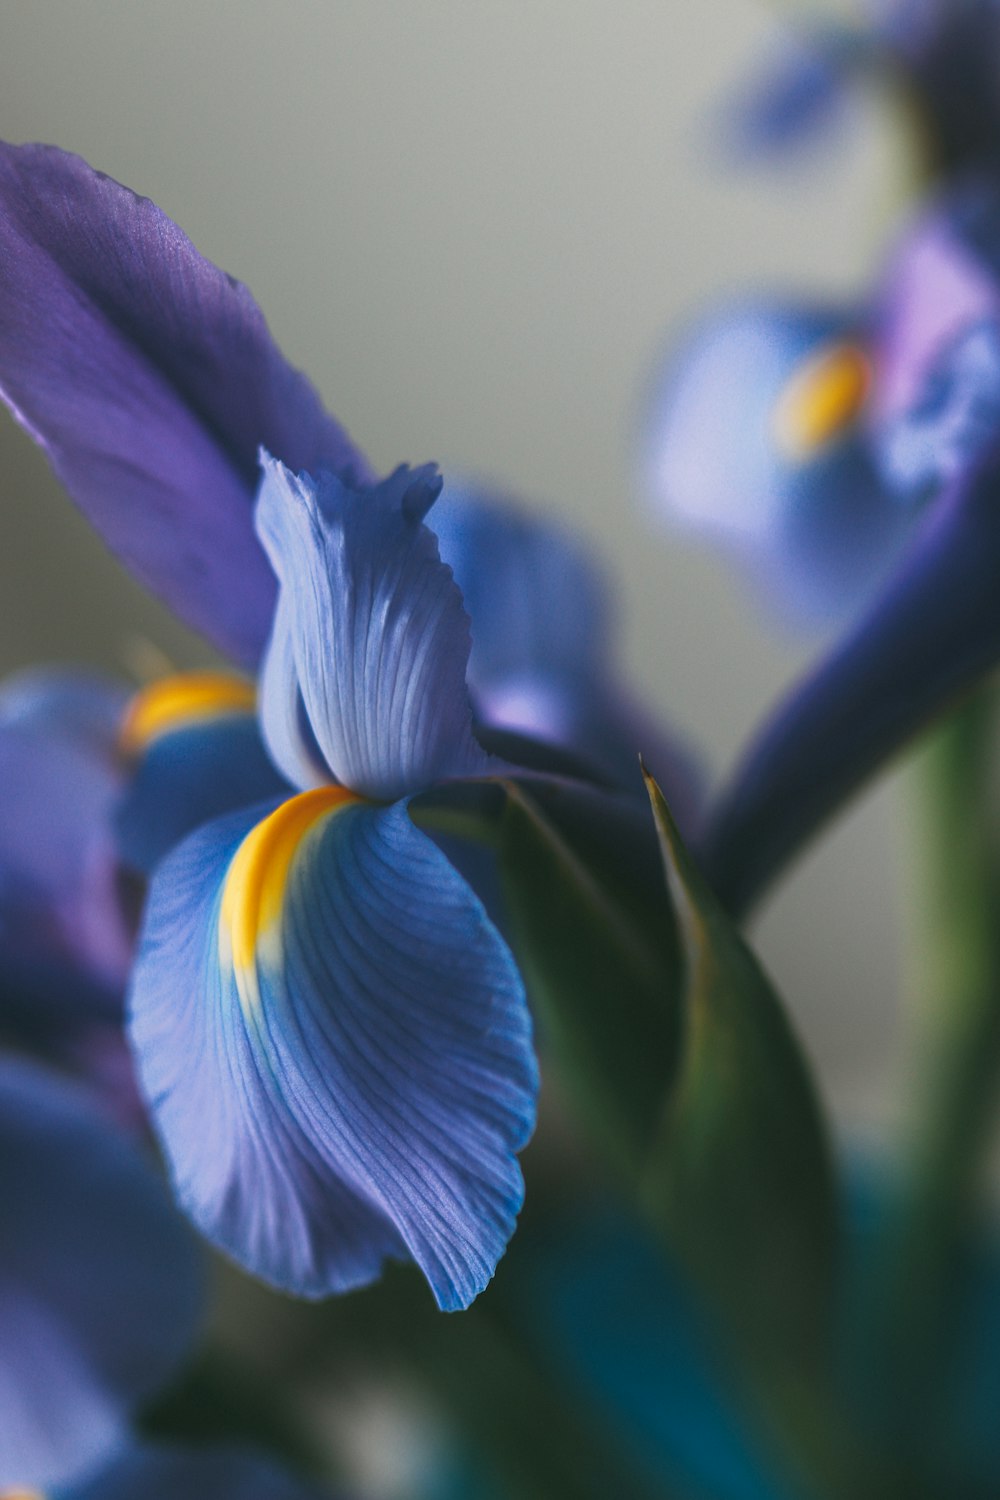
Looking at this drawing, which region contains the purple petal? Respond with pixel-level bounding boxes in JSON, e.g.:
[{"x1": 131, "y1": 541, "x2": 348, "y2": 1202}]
[
  {"x1": 702, "y1": 454, "x2": 1000, "y2": 916},
  {"x1": 430, "y1": 481, "x2": 703, "y2": 819},
  {"x1": 0, "y1": 716, "x2": 130, "y2": 1019},
  {"x1": 0, "y1": 1056, "x2": 205, "y2": 1489},
  {"x1": 0, "y1": 142, "x2": 372, "y2": 666},
  {"x1": 870, "y1": 187, "x2": 1000, "y2": 432},
  {"x1": 129, "y1": 794, "x2": 537, "y2": 1309},
  {"x1": 256, "y1": 457, "x2": 491, "y2": 800},
  {"x1": 641, "y1": 301, "x2": 918, "y2": 623}
]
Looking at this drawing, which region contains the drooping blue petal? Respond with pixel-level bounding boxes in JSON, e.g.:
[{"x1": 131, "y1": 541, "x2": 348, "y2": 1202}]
[
  {"x1": 129, "y1": 794, "x2": 537, "y2": 1310},
  {"x1": 640, "y1": 301, "x2": 919, "y2": 623},
  {"x1": 702, "y1": 451, "x2": 1000, "y2": 916},
  {"x1": 0, "y1": 1056, "x2": 205, "y2": 1489},
  {"x1": 59, "y1": 1442, "x2": 336, "y2": 1500},
  {"x1": 429, "y1": 482, "x2": 703, "y2": 822},
  {"x1": 255, "y1": 457, "x2": 491, "y2": 800},
  {"x1": 117, "y1": 712, "x2": 290, "y2": 877},
  {"x1": 0, "y1": 142, "x2": 372, "y2": 668}
]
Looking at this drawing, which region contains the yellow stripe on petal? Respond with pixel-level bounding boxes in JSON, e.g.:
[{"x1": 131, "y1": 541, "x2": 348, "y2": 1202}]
[
  {"x1": 1, "y1": 1490, "x2": 48, "y2": 1499},
  {"x1": 773, "y1": 341, "x2": 871, "y2": 461},
  {"x1": 120, "y1": 671, "x2": 257, "y2": 755},
  {"x1": 219, "y1": 786, "x2": 359, "y2": 1016}
]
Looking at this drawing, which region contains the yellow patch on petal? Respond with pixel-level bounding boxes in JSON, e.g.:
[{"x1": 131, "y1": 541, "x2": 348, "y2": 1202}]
[
  {"x1": 120, "y1": 671, "x2": 257, "y2": 755},
  {"x1": 219, "y1": 786, "x2": 359, "y2": 1016},
  {"x1": 773, "y1": 340, "x2": 871, "y2": 461},
  {"x1": 1, "y1": 1490, "x2": 48, "y2": 1499}
]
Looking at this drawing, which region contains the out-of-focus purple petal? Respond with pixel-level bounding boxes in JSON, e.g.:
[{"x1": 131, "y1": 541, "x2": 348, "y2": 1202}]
[
  {"x1": 255, "y1": 457, "x2": 491, "y2": 800},
  {"x1": 722, "y1": 28, "x2": 857, "y2": 162},
  {"x1": 0, "y1": 720, "x2": 130, "y2": 1017},
  {"x1": 879, "y1": 320, "x2": 1000, "y2": 496},
  {"x1": 0, "y1": 1056, "x2": 205, "y2": 1489},
  {"x1": 0, "y1": 665, "x2": 128, "y2": 757},
  {"x1": 870, "y1": 188, "x2": 1000, "y2": 431},
  {"x1": 430, "y1": 480, "x2": 612, "y2": 693},
  {"x1": 60, "y1": 1442, "x2": 335, "y2": 1500},
  {"x1": 702, "y1": 453, "x2": 1000, "y2": 916},
  {"x1": 430, "y1": 482, "x2": 703, "y2": 822},
  {"x1": 129, "y1": 795, "x2": 537, "y2": 1309},
  {"x1": 0, "y1": 142, "x2": 372, "y2": 667},
  {"x1": 641, "y1": 301, "x2": 919, "y2": 623}
]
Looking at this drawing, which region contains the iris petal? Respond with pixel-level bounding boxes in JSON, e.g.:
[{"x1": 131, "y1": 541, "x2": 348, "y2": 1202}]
[
  {"x1": 0, "y1": 716, "x2": 129, "y2": 1027},
  {"x1": 129, "y1": 795, "x2": 537, "y2": 1309},
  {"x1": 117, "y1": 711, "x2": 290, "y2": 877},
  {"x1": 641, "y1": 302, "x2": 916, "y2": 622},
  {"x1": 703, "y1": 453, "x2": 1000, "y2": 915},
  {"x1": 879, "y1": 320, "x2": 1000, "y2": 496},
  {"x1": 256, "y1": 457, "x2": 491, "y2": 800},
  {"x1": 429, "y1": 483, "x2": 703, "y2": 817},
  {"x1": 0, "y1": 142, "x2": 371, "y2": 667},
  {"x1": 0, "y1": 1057, "x2": 204, "y2": 1489}
]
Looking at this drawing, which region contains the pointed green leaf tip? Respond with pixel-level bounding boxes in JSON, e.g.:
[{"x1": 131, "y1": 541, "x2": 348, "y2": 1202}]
[{"x1": 641, "y1": 765, "x2": 838, "y2": 1375}]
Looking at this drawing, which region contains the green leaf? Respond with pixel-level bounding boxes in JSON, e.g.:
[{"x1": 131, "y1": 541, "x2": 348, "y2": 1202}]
[
  {"x1": 641, "y1": 769, "x2": 838, "y2": 1375},
  {"x1": 497, "y1": 777, "x2": 682, "y2": 1180}
]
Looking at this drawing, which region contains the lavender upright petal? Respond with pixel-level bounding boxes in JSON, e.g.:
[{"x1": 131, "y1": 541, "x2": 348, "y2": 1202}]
[
  {"x1": 0, "y1": 142, "x2": 372, "y2": 667},
  {"x1": 255, "y1": 457, "x2": 491, "y2": 801}
]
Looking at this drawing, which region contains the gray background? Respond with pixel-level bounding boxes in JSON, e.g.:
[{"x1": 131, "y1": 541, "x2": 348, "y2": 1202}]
[{"x1": 0, "y1": 1, "x2": 919, "y2": 1136}]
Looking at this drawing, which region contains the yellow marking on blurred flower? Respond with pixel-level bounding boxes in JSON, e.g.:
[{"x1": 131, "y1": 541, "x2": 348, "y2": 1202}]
[
  {"x1": 773, "y1": 341, "x2": 871, "y2": 461},
  {"x1": 1, "y1": 1489, "x2": 48, "y2": 1499},
  {"x1": 219, "y1": 786, "x2": 358, "y2": 1015},
  {"x1": 120, "y1": 671, "x2": 257, "y2": 754}
]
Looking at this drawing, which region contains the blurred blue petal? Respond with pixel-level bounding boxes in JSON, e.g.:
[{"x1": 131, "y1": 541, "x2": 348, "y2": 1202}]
[
  {"x1": 117, "y1": 690, "x2": 289, "y2": 876},
  {"x1": 723, "y1": 28, "x2": 857, "y2": 162},
  {"x1": 59, "y1": 1443, "x2": 334, "y2": 1500},
  {"x1": 430, "y1": 481, "x2": 611, "y2": 697},
  {"x1": 256, "y1": 457, "x2": 491, "y2": 800},
  {"x1": 0, "y1": 705, "x2": 130, "y2": 1029},
  {"x1": 0, "y1": 1056, "x2": 204, "y2": 1489},
  {"x1": 0, "y1": 665, "x2": 128, "y2": 755},
  {"x1": 430, "y1": 481, "x2": 703, "y2": 819},
  {"x1": 879, "y1": 319, "x2": 1000, "y2": 495},
  {"x1": 130, "y1": 796, "x2": 536, "y2": 1309},
  {"x1": 871, "y1": 184, "x2": 1000, "y2": 434},
  {"x1": 725, "y1": 2, "x2": 1000, "y2": 179},
  {"x1": 0, "y1": 142, "x2": 371, "y2": 668},
  {"x1": 641, "y1": 301, "x2": 919, "y2": 623}
]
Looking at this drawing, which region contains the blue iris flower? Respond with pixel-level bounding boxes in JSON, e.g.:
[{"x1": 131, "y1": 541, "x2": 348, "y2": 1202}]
[
  {"x1": 0, "y1": 140, "x2": 695, "y2": 1308},
  {"x1": 727, "y1": 0, "x2": 1000, "y2": 181},
  {"x1": 640, "y1": 298, "x2": 923, "y2": 625},
  {"x1": 128, "y1": 457, "x2": 537, "y2": 1310},
  {"x1": 0, "y1": 662, "x2": 288, "y2": 1126},
  {"x1": 694, "y1": 186, "x2": 1000, "y2": 911},
  {"x1": 0, "y1": 1054, "x2": 204, "y2": 1489}
]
